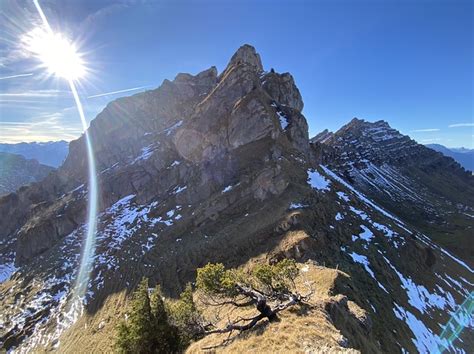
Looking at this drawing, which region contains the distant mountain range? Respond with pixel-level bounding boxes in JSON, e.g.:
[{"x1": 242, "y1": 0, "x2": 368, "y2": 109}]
[
  {"x1": 0, "y1": 152, "x2": 54, "y2": 196},
  {"x1": 426, "y1": 144, "x2": 473, "y2": 172},
  {"x1": 0, "y1": 141, "x2": 69, "y2": 168}
]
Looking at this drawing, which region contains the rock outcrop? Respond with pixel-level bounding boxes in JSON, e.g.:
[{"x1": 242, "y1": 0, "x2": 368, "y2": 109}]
[{"x1": 1, "y1": 44, "x2": 311, "y2": 269}]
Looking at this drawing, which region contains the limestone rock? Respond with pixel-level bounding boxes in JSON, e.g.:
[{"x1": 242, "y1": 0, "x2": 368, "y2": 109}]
[
  {"x1": 262, "y1": 71, "x2": 304, "y2": 111},
  {"x1": 1, "y1": 44, "x2": 311, "y2": 266},
  {"x1": 225, "y1": 44, "x2": 263, "y2": 72}
]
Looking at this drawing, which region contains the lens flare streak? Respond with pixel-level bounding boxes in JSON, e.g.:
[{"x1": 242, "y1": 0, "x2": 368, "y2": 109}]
[{"x1": 33, "y1": 0, "x2": 99, "y2": 307}]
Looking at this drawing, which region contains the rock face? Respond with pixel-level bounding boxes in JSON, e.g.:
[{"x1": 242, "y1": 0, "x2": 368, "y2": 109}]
[
  {"x1": 2, "y1": 44, "x2": 310, "y2": 269},
  {"x1": 312, "y1": 118, "x2": 474, "y2": 260},
  {"x1": 0, "y1": 46, "x2": 473, "y2": 353},
  {"x1": 0, "y1": 152, "x2": 54, "y2": 195}
]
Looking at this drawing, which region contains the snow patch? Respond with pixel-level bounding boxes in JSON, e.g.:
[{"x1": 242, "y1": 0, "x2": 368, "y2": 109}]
[
  {"x1": 307, "y1": 169, "x2": 330, "y2": 191},
  {"x1": 277, "y1": 111, "x2": 288, "y2": 130},
  {"x1": 290, "y1": 202, "x2": 307, "y2": 210},
  {"x1": 222, "y1": 185, "x2": 233, "y2": 193},
  {"x1": 0, "y1": 261, "x2": 17, "y2": 283},
  {"x1": 336, "y1": 191, "x2": 350, "y2": 202},
  {"x1": 132, "y1": 145, "x2": 154, "y2": 164},
  {"x1": 172, "y1": 185, "x2": 187, "y2": 194},
  {"x1": 383, "y1": 256, "x2": 455, "y2": 314},
  {"x1": 358, "y1": 225, "x2": 374, "y2": 242},
  {"x1": 164, "y1": 120, "x2": 183, "y2": 136},
  {"x1": 349, "y1": 252, "x2": 388, "y2": 292},
  {"x1": 393, "y1": 303, "x2": 443, "y2": 353},
  {"x1": 321, "y1": 165, "x2": 406, "y2": 226}
]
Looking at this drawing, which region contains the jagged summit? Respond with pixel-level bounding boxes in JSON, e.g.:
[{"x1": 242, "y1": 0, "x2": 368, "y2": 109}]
[
  {"x1": 334, "y1": 118, "x2": 405, "y2": 143},
  {"x1": 2, "y1": 44, "x2": 312, "y2": 268},
  {"x1": 226, "y1": 44, "x2": 263, "y2": 72}
]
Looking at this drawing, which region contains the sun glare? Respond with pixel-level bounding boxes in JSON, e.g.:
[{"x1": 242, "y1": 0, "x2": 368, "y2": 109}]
[{"x1": 25, "y1": 27, "x2": 86, "y2": 80}]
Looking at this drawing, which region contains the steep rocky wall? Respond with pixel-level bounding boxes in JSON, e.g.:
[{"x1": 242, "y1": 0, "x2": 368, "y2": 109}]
[{"x1": 0, "y1": 44, "x2": 310, "y2": 268}]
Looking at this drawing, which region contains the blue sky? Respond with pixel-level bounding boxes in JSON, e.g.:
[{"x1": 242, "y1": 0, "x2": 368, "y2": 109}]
[{"x1": 0, "y1": 0, "x2": 472, "y2": 147}]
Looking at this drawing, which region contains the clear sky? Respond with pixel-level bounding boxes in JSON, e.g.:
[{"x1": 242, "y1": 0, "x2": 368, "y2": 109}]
[{"x1": 1, "y1": 0, "x2": 472, "y2": 147}]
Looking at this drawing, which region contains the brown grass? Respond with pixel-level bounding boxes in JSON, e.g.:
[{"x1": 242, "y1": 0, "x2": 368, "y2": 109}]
[
  {"x1": 186, "y1": 263, "x2": 360, "y2": 354},
  {"x1": 56, "y1": 291, "x2": 128, "y2": 354}
]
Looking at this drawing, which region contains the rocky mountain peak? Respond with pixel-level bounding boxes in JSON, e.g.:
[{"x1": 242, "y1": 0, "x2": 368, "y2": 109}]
[
  {"x1": 317, "y1": 116, "x2": 474, "y2": 262},
  {"x1": 337, "y1": 118, "x2": 399, "y2": 140},
  {"x1": 225, "y1": 44, "x2": 263, "y2": 72},
  {"x1": 1, "y1": 44, "x2": 312, "y2": 269}
]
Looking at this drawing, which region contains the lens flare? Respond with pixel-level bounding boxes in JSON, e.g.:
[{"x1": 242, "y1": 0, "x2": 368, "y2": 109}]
[
  {"x1": 438, "y1": 291, "x2": 474, "y2": 353},
  {"x1": 23, "y1": 27, "x2": 86, "y2": 80},
  {"x1": 33, "y1": 0, "x2": 98, "y2": 307},
  {"x1": 69, "y1": 83, "x2": 99, "y2": 300}
]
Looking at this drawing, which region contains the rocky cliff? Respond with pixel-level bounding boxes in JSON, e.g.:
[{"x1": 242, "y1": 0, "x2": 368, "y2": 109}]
[{"x1": 0, "y1": 46, "x2": 472, "y2": 353}]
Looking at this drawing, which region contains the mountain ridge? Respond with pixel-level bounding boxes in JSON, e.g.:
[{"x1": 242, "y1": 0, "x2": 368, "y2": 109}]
[
  {"x1": 0, "y1": 45, "x2": 472, "y2": 353},
  {"x1": 313, "y1": 118, "x2": 474, "y2": 261}
]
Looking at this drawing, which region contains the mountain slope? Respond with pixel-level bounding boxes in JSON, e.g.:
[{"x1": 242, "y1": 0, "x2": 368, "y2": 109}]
[
  {"x1": 0, "y1": 46, "x2": 473, "y2": 353},
  {"x1": 0, "y1": 140, "x2": 69, "y2": 167},
  {"x1": 314, "y1": 119, "x2": 474, "y2": 261},
  {"x1": 426, "y1": 144, "x2": 474, "y2": 172},
  {"x1": 0, "y1": 152, "x2": 54, "y2": 195}
]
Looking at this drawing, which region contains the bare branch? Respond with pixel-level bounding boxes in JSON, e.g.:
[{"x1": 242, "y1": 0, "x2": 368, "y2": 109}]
[
  {"x1": 201, "y1": 298, "x2": 255, "y2": 308},
  {"x1": 204, "y1": 313, "x2": 265, "y2": 335}
]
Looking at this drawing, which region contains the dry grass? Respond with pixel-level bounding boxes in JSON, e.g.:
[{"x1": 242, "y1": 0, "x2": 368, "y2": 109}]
[
  {"x1": 186, "y1": 263, "x2": 360, "y2": 354},
  {"x1": 57, "y1": 291, "x2": 128, "y2": 354}
]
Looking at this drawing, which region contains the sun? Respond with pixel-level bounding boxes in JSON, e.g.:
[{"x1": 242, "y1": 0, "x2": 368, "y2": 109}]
[{"x1": 25, "y1": 27, "x2": 86, "y2": 80}]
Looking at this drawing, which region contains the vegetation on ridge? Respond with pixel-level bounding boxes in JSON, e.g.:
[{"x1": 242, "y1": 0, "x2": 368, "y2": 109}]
[{"x1": 116, "y1": 259, "x2": 314, "y2": 352}]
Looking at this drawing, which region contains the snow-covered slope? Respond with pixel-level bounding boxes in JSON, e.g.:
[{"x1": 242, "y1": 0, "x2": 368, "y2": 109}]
[{"x1": 314, "y1": 118, "x2": 474, "y2": 262}]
